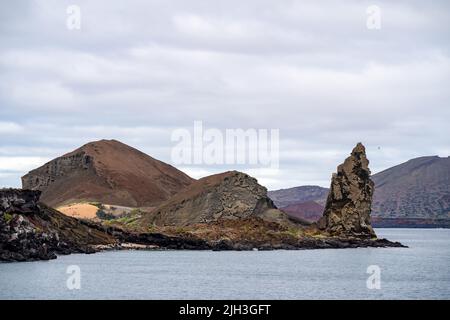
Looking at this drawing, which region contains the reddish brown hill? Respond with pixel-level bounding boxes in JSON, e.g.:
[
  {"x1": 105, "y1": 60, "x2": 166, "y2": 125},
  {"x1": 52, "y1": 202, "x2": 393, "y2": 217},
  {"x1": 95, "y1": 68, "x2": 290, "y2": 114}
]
[
  {"x1": 371, "y1": 156, "x2": 450, "y2": 220},
  {"x1": 21, "y1": 139, "x2": 194, "y2": 208},
  {"x1": 281, "y1": 201, "x2": 324, "y2": 223}
]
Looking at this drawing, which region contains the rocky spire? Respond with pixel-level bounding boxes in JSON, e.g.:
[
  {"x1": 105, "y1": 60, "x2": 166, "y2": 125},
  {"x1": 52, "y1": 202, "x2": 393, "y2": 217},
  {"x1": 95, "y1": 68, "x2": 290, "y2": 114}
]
[{"x1": 317, "y1": 143, "x2": 376, "y2": 238}]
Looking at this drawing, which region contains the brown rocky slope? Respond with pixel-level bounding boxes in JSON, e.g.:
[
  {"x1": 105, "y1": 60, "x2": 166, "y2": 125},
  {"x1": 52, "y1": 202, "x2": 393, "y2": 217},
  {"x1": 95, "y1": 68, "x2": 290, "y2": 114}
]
[
  {"x1": 22, "y1": 139, "x2": 194, "y2": 208},
  {"x1": 372, "y1": 156, "x2": 450, "y2": 221},
  {"x1": 139, "y1": 171, "x2": 299, "y2": 227}
]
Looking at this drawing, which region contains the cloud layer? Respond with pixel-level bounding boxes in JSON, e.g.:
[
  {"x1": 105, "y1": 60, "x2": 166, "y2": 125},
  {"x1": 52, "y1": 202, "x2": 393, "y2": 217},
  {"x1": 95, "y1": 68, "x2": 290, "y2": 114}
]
[{"x1": 1, "y1": 0, "x2": 449, "y2": 189}]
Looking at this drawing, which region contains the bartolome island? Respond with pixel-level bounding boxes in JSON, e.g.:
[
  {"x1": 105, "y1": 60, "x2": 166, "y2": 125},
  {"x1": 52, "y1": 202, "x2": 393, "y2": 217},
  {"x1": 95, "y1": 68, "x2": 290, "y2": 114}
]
[{"x1": 1, "y1": 140, "x2": 404, "y2": 262}]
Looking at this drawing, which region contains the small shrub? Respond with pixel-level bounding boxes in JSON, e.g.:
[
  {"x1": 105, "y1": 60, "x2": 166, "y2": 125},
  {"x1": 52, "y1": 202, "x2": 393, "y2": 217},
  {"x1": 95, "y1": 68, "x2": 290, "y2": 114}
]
[
  {"x1": 175, "y1": 226, "x2": 188, "y2": 234},
  {"x1": 129, "y1": 209, "x2": 142, "y2": 217},
  {"x1": 96, "y1": 209, "x2": 115, "y2": 220},
  {"x1": 4, "y1": 213, "x2": 13, "y2": 223}
]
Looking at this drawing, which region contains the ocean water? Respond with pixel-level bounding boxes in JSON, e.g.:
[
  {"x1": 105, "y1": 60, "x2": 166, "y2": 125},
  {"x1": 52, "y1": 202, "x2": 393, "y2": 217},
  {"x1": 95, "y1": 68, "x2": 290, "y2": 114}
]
[{"x1": 1, "y1": 228, "x2": 449, "y2": 300}]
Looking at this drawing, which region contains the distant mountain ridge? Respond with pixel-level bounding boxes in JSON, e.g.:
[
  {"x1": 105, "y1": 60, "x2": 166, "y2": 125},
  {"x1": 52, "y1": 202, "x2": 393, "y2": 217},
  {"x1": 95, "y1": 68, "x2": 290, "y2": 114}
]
[
  {"x1": 268, "y1": 186, "x2": 329, "y2": 207},
  {"x1": 281, "y1": 201, "x2": 324, "y2": 222},
  {"x1": 269, "y1": 156, "x2": 450, "y2": 227},
  {"x1": 22, "y1": 139, "x2": 194, "y2": 208},
  {"x1": 372, "y1": 156, "x2": 450, "y2": 220}
]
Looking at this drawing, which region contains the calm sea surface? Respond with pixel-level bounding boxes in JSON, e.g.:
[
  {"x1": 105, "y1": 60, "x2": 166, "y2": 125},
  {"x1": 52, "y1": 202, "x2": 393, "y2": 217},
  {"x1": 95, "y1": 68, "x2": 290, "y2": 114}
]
[{"x1": 1, "y1": 228, "x2": 449, "y2": 299}]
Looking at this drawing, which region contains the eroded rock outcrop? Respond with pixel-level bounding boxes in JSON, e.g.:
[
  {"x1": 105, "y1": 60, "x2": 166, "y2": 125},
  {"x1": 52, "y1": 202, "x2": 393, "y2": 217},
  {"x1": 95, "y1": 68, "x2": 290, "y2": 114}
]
[
  {"x1": 141, "y1": 171, "x2": 296, "y2": 227},
  {"x1": 317, "y1": 143, "x2": 376, "y2": 238}
]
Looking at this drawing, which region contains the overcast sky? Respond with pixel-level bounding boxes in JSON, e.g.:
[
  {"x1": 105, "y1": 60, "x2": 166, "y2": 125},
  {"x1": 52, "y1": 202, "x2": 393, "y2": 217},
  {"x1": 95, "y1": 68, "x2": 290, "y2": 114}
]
[{"x1": 1, "y1": 0, "x2": 449, "y2": 190}]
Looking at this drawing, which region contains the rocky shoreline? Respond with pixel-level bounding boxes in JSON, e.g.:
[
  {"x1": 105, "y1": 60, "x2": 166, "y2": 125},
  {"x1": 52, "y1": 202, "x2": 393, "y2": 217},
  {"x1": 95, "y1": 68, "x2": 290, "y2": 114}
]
[
  {"x1": 78, "y1": 216, "x2": 408, "y2": 253},
  {"x1": 92, "y1": 237, "x2": 405, "y2": 253},
  {"x1": 1, "y1": 238, "x2": 406, "y2": 262},
  {"x1": 1, "y1": 193, "x2": 405, "y2": 262}
]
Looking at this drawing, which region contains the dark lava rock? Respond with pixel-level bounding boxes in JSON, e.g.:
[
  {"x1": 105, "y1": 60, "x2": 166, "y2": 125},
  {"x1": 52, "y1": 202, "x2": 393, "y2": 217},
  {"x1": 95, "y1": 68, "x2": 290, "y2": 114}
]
[{"x1": 0, "y1": 189, "x2": 116, "y2": 262}]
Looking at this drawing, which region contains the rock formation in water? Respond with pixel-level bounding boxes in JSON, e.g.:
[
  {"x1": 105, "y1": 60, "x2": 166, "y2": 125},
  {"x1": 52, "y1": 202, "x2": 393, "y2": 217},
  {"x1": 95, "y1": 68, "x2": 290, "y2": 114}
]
[
  {"x1": 135, "y1": 169, "x2": 405, "y2": 249},
  {"x1": 22, "y1": 139, "x2": 194, "y2": 208},
  {"x1": 0, "y1": 189, "x2": 116, "y2": 262},
  {"x1": 269, "y1": 155, "x2": 450, "y2": 228},
  {"x1": 141, "y1": 171, "x2": 297, "y2": 227},
  {"x1": 317, "y1": 143, "x2": 376, "y2": 238}
]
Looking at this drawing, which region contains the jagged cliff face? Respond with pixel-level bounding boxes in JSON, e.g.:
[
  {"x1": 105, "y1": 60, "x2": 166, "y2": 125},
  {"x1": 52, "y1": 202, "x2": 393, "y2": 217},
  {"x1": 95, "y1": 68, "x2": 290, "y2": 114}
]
[
  {"x1": 22, "y1": 153, "x2": 94, "y2": 191},
  {"x1": 22, "y1": 139, "x2": 194, "y2": 208},
  {"x1": 0, "y1": 189, "x2": 115, "y2": 262},
  {"x1": 317, "y1": 143, "x2": 376, "y2": 238},
  {"x1": 142, "y1": 171, "x2": 293, "y2": 227}
]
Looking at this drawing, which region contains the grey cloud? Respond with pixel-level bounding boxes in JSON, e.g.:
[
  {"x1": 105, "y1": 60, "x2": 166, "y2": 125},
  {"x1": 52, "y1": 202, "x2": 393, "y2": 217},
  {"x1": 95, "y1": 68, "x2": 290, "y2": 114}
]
[{"x1": 0, "y1": 0, "x2": 449, "y2": 189}]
